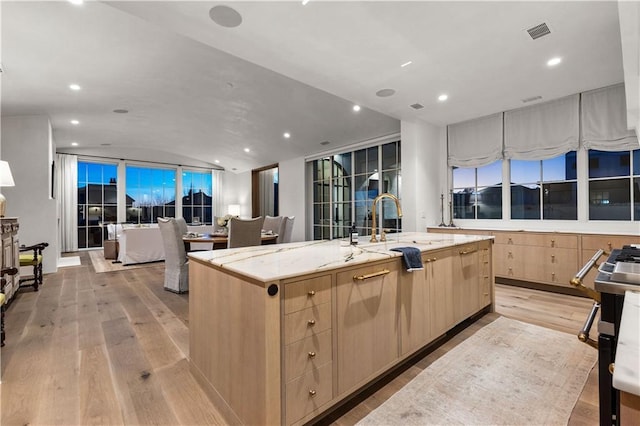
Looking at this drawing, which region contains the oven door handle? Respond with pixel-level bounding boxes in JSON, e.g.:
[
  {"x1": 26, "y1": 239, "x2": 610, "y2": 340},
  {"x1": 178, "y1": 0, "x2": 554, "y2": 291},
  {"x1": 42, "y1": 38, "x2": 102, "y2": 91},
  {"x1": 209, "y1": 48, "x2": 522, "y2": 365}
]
[
  {"x1": 570, "y1": 249, "x2": 604, "y2": 303},
  {"x1": 577, "y1": 301, "x2": 600, "y2": 349}
]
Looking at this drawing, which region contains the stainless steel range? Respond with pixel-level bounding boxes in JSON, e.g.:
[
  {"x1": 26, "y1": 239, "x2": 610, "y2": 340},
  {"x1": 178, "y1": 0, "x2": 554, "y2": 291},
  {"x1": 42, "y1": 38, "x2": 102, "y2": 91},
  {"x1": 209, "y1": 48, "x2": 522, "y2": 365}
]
[{"x1": 573, "y1": 245, "x2": 640, "y2": 426}]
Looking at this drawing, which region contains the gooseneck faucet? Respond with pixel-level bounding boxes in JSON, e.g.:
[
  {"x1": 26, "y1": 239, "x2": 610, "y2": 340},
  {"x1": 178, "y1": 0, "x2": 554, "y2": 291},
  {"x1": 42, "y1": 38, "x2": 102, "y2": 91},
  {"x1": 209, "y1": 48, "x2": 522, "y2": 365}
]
[{"x1": 370, "y1": 193, "x2": 403, "y2": 242}]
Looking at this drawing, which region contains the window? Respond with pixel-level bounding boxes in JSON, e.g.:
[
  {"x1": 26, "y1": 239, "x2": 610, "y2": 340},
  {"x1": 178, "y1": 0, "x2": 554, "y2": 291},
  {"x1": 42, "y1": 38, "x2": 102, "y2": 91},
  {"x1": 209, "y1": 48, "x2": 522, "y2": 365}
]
[
  {"x1": 588, "y1": 149, "x2": 639, "y2": 221},
  {"x1": 77, "y1": 161, "x2": 118, "y2": 248},
  {"x1": 453, "y1": 161, "x2": 502, "y2": 219},
  {"x1": 311, "y1": 140, "x2": 401, "y2": 240},
  {"x1": 510, "y1": 152, "x2": 577, "y2": 220},
  {"x1": 125, "y1": 166, "x2": 176, "y2": 224},
  {"x1": 182, "y1": 169, "x2": 213, "y2": 224}
]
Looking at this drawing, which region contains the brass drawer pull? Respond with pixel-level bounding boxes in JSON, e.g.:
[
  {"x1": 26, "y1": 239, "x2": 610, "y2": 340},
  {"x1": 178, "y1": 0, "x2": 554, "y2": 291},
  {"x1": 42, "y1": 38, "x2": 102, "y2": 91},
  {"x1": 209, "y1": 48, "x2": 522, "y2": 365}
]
[
  {"x1": 353, "y1": 269, "x2": 390, "y2": 281},
  {"x1": 459, "y1": 249, "x2": 477, "y2": 255},
  {"x1": 307, "y1": 319, "x2": 316, "y2": 326},
  {"x1": 551, "y1": 254, "x2": 555, "y2": 261},
  {"x1": 551, "y1": 239, "x2": 556, "y2": 247},
  {"x1": 309, "y1": 389, "x2": 317, "y2": 397},
  {"x1": 308, "y1": 290, "x2": 316, "y2": 296},
  {"x1": 425, "y1": 257, "x2": 437, "y2": 263},
  {"x1": 308, "y1": 351, "x2": 316, "y2": 358},
  {"x1": 508, "y1": 237, "x2": 513, "y2": 244}
]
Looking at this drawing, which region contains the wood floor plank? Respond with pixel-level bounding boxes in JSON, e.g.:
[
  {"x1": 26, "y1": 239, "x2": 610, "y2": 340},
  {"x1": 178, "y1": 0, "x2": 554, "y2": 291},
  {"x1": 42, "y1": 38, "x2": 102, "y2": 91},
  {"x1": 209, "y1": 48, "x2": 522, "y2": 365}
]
[
  {"x1": 79, "y1": 344, "x2": 125, "y2": 425},
  {"x1": 102, "y1": 317, "x2": 179, "y2": 425}
]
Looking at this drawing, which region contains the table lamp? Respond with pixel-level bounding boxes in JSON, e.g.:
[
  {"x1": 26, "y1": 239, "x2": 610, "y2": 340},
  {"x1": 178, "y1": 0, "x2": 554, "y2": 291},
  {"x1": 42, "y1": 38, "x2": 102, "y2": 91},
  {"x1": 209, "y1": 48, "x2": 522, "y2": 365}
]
[{"x1": 0, "y1": 161, "x2": 15, "y2": 217}]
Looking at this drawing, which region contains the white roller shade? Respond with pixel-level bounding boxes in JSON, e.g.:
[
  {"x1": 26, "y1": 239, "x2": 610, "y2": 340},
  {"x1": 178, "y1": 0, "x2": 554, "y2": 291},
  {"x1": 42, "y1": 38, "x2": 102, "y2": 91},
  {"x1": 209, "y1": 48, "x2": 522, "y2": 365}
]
[
  {"x1": 504, "y1": 94, "x2": 579, "y2": 160},
  {"x1": 581, "y1": 83, "x2": 638, "y2": 151},
  {"x1": 448, "y1": 113, "x2": 503, "y2": 167}
]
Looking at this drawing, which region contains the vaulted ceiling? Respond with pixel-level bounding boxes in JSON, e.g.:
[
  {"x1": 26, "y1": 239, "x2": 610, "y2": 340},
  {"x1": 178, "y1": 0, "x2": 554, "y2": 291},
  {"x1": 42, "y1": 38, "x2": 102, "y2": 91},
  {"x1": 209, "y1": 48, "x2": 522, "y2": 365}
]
[{"x1": 1, "y1": 1, "x2": 625, "y2": 173}]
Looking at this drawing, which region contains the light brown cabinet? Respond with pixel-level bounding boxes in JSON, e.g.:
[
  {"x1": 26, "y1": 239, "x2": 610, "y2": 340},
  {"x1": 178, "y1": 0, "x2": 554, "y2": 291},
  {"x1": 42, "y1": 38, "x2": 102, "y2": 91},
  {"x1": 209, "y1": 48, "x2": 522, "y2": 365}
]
[
  {"x1": 429, "y1": 227, "x2": 639, "y2": 291},
  {"x1": 189, "y1": 236, "x2": 494, "y2": 426}
]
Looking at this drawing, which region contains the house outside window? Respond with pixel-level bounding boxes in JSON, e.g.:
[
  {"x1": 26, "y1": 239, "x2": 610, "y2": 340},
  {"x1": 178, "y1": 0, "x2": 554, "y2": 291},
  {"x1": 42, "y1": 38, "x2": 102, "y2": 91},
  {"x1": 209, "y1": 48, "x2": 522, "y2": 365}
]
[
  {"x1": 77, "y1": 161, "x2": 118, "y2": 248},
  {"x1": 452, "y1": 161, "x2": 502, "y2": 219},
  {"x1": 311, "y1": 140, "x2": 401, "y2": 240},
  {"x1": 510, "y1": 152, "x2": 577, "y2": 220},
  {"x1": 125, "y1": 165, "x2": 176, "y2": 224},
  {"x1": 181, "y1": 169, "x2": 213, "y2": 224},
  {"x1": 588, "y1": 149, "x2": 640, "y2": 221}
]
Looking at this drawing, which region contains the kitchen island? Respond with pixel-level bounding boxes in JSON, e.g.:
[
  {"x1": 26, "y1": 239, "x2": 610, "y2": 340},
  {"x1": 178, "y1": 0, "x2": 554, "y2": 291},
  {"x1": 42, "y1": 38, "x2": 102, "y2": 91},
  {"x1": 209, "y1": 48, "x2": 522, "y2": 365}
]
[{"x1": 187, "y1": 232, "x2": 494, "y2": 426}]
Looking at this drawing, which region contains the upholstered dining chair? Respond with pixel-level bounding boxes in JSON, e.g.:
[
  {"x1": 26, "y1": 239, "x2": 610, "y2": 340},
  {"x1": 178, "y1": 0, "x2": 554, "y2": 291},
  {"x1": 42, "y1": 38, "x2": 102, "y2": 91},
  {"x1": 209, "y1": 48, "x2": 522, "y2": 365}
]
[
  {"x1": 227, "y1": 216, "x2": 264, "y2": 248},
  {"x1": 175, "y1": 216, "x2": 189, "y2": 236},
  {"x1": 262, "y1": 215, "x2": 284, "y2": 242},
  {"x1": 19, "y1": 242, "x2": 48, "y2": 292},
  {"x1": 157, "y1": 217, "x2": 189, "y2": 293},
  {"x1": 281, "y1": 216, "x2": 295, "y2": 243}
]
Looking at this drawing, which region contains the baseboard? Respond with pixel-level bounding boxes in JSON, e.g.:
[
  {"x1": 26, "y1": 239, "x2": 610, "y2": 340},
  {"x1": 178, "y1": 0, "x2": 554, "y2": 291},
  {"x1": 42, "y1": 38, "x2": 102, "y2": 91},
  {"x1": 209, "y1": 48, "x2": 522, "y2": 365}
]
[{"x1": 495, "y1": 277, "x2": 587, "y2": 298}]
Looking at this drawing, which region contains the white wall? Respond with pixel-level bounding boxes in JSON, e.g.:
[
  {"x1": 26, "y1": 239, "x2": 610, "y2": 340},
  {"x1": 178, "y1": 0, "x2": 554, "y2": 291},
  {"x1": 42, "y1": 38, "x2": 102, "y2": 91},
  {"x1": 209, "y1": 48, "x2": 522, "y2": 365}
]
[
  {"x1": 401, "y1": 119, "x2": 447, "y2": 231},
  {"x1": 278, "y1": 156, "x2": 306, "y2": 242},
  {"x1": 1, "y1": 115, "x2": 59, "y2": 274},
  {"x1": 222, "y1": 171, "x2": 252, "y2": 217}
]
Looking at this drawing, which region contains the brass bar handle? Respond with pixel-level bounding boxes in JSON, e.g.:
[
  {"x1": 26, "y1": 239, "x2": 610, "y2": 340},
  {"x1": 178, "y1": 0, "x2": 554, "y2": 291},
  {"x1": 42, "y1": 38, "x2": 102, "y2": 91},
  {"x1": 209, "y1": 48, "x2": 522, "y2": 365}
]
[
  {"x1": 353, "y1": 269, "x2": 390, "y2": 281},
  {"x1": 570, "y1": 249, "x2": 604, "y2": 302},
  {"x1": 308, "y1": 290, "x2": 316, "y2": 296},
  {"x1": 308, "y1": 351, "x2": 316, "y2": 358},
  {"x1": 577, "y1": 302, "x2": 600, "y2": 349},
  {"x1": 309, "y1": 389, "x2": 317, "y2": 397},
  {"x1": 425, "y1": 257, "x2": 437, "y2": 263},
  {"x1": 459, "y1": 249, "x2": 477, "y2": 255},
  {"x1": 307, "y1": 319, "x2": 316, "y2": 326}
]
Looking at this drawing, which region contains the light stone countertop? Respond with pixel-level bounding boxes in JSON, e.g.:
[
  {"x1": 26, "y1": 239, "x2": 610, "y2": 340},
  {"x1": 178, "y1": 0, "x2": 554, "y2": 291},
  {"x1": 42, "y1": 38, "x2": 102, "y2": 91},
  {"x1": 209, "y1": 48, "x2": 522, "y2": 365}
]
[
  {"x1": 613, "y1": 290, "x2": 640, "y2": 397},
  {"x1": 188, "y1": 231, "x2": 493, "y2": 283}
]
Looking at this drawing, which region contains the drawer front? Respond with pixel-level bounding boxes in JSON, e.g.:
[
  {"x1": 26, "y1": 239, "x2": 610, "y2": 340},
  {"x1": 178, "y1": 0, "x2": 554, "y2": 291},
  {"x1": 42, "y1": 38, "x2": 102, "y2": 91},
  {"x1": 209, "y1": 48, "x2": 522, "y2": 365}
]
[
  {"x1": 493, "y1": 232, "x2": 544, "y2": 246},
  {"x1": 285, "y1": 362, "x2": 333, "y2": 425},
  {"x1": 285, "y1": 329, "x2": 332, "y2": 382},
  {"x1": 544, "y1": 234, "x2": 578, "y2": 249},
  {"x1": 493, "y1": 244, "x2": 527, "y2": 279},
  {"x1": 582, "y1": 235, "x2": 640, "y2": 251},
  {"x1": 284, "y1": 275, "x2": 331, "y2": 314},
  {"x1": 284, "y1": 302, "x2": 331, "y2": 345}
]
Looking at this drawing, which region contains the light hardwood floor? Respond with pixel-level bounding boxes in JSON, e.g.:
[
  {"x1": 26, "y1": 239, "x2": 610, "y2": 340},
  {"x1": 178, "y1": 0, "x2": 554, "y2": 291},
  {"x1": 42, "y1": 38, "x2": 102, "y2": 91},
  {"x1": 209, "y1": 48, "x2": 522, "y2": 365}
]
[{"x1": 1, "y1": 252, "x2": 598, "y2": 425}]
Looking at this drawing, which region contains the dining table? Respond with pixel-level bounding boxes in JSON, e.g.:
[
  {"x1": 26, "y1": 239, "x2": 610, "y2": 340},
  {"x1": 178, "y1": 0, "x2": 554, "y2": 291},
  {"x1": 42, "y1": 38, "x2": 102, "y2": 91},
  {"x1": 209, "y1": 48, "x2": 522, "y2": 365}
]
[{"x1": 183, "y1": 232, "x2": 278, "y2": 251}]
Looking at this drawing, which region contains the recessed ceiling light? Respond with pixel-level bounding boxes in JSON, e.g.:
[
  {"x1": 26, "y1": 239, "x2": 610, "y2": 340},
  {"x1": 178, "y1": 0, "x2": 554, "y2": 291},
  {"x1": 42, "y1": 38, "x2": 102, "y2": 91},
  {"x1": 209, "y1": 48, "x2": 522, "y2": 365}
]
[
  {"x1": 401, "y1": 61, "x2": 413, "y2": 68},
  {"x1": 69, "y1": 84, "x2": 81, "y2": 91},
  {"x1": 68, "y1": 0, "x2": 83, "y2": 4},
  {"x1": 376, "y1": 89, "x2": 396, "y2": 98},
  {"x1": 71, "y1": 142, "x2": 79, "y2": 146},
  {"x1": 438, "y1": 94, "x2": 448, "y2": 102},
  {"x1": 70, "y1": 119, "x2": 79, "y2": 125},
  {"x1": 209, "y1": 5, "x2": 242, "y2": 28},
  {"x1": 215, "y1": 160, "x2": 220, "y2": 164},
  {"x1": 353, "y1": 105, "x2": 361, "y2": 112},
  {"x1": 302, "y1": 0, "x2": 311, "y2": 5},
  {"x1": 113, "y1": 109, "x2": 128, "y2": 114},
  {"x1": 244, "y1": 148, "x2": 250, "y2": 153},
  {"x1": 547, "y1": 57, "x2": 562, "y2": 67},
  {"x1": 283, "y1": 132, "x2": 291, "y2": 139}
]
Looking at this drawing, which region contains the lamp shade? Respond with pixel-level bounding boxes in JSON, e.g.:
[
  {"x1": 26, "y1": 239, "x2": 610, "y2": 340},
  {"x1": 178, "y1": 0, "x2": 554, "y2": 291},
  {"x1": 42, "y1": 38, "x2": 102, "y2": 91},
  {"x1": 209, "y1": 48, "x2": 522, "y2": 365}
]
[
  {"x1": 228, "y1": 204, "x2": 241, "y2": 216},
  {"x1": 0, "y1": 161, "x2": 15, "y2": 187}
]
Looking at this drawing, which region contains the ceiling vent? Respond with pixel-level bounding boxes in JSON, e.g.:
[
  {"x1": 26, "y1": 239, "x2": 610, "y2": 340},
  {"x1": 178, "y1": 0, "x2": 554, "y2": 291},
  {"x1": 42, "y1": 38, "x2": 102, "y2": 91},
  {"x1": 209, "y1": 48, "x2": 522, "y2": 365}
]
[
  {"x1": 410, "y1": 103, "x2": 424, "y2": 110},
  {"x1": 526, "y1": 23, "x2": 551, "y2": 40},
  {"x1": 522, "y1": 95, "x2": 543, "y2": 103}
]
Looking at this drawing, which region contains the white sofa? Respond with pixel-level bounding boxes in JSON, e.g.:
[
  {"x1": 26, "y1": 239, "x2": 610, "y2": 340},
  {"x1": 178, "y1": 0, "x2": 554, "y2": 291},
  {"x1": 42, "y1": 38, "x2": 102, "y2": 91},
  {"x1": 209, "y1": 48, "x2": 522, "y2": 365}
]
[{"x1": 113, "y1": 223, "x2": 215, "y2": 265}]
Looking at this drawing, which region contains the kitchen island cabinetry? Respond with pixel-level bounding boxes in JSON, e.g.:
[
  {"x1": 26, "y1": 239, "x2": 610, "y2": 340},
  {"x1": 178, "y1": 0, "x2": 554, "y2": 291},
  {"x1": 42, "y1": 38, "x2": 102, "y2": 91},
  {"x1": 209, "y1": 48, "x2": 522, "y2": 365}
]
[{"x1": 188, "y1": 232, "x2": 493, "y2": 426}]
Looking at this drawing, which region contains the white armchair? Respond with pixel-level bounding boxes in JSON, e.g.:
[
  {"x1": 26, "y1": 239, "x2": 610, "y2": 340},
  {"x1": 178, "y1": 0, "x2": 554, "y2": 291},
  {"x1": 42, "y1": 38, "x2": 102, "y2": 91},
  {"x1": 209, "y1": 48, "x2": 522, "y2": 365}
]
[{"x1": 157, "y1": 217, "x2": 189, "y2": 293}]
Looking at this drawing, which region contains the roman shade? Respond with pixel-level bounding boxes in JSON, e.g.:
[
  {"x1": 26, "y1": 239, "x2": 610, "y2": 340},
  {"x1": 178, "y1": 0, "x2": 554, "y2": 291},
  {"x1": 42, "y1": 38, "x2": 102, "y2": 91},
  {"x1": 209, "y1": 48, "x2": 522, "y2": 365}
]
[
  {"x1": 581, "y1": 83, "x2": 638, "y2": 151},
  {"x1": 504, "y1": 94, "x2": 579, "y2": 160},
  {"x1": 447, "y1": 113, "x2": 503, "y2": 167}
]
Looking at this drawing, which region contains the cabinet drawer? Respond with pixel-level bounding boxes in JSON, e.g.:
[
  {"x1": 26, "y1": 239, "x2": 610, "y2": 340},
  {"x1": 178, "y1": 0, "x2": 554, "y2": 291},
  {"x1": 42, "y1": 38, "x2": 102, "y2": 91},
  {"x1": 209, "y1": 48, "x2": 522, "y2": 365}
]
[
  {"x1": 582, "y1": 235, "x2": 640, "y2": 251},
  {"x1": 285, "y1": 362, "x2": 333, "y2": 425},
  {"x1": 284, "y1": 275, "x2": 331, "y2": 314},
  {"x1": 544, "y1": 234, "x2": 578, "y2": 249},
  {"x1": 493, "y1": 232, "x2": 541, "y2": 246},
  {"x1": 284, "y1": 302, "x2": 331, "y2": 345},
  {"x1": 285, "y1": 329, "x2": 332, "y2": 382}
]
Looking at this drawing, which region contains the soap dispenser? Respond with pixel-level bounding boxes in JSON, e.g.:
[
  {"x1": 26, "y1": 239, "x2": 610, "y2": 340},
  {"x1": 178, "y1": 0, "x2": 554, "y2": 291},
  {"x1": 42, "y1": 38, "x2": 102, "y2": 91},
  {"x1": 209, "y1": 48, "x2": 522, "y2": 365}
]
[{"x1": 349, "y1": 224, "x2": 358, "y2": 245}]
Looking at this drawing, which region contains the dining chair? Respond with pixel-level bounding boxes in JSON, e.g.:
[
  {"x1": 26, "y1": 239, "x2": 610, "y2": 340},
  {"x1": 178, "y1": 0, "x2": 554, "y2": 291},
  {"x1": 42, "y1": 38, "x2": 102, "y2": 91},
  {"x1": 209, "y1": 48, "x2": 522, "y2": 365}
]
[
  {"x1": 227, "y1": 216, "x2": 264, "y2": 248},
  {"x1": 19, "y1": 242, "x2": 49, "y2": 292},
  {"x1": 175, "y1": 216, "x2": 189, "y2": 236},
  {"x1": 281, "y1": 216, "x2": 295, "y2": 243},
  {"x1": 263, "y1": 215, "x2": 284, "y2": 242},
  {"x1": 157, "y1": 217, "x2": 189, "y2": 293}
]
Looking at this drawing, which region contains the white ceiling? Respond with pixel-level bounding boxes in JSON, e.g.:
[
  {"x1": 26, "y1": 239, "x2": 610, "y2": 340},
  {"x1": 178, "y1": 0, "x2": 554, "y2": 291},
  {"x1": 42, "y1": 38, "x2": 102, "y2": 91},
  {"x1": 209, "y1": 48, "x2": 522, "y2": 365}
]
[{"x1": 1, "y1": 1, "x2": 625, "y2": 173}]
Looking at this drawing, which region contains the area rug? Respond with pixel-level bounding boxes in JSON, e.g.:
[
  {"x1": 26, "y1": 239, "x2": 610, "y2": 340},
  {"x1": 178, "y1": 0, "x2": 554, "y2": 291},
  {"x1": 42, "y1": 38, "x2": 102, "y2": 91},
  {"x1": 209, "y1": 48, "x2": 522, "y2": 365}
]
[
  {"x1": 357, "y1": 316, "x2": 597, "y2": 426},
  {"x1": 89, "y1": 250, "x2": 163, "y2": 273}
]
